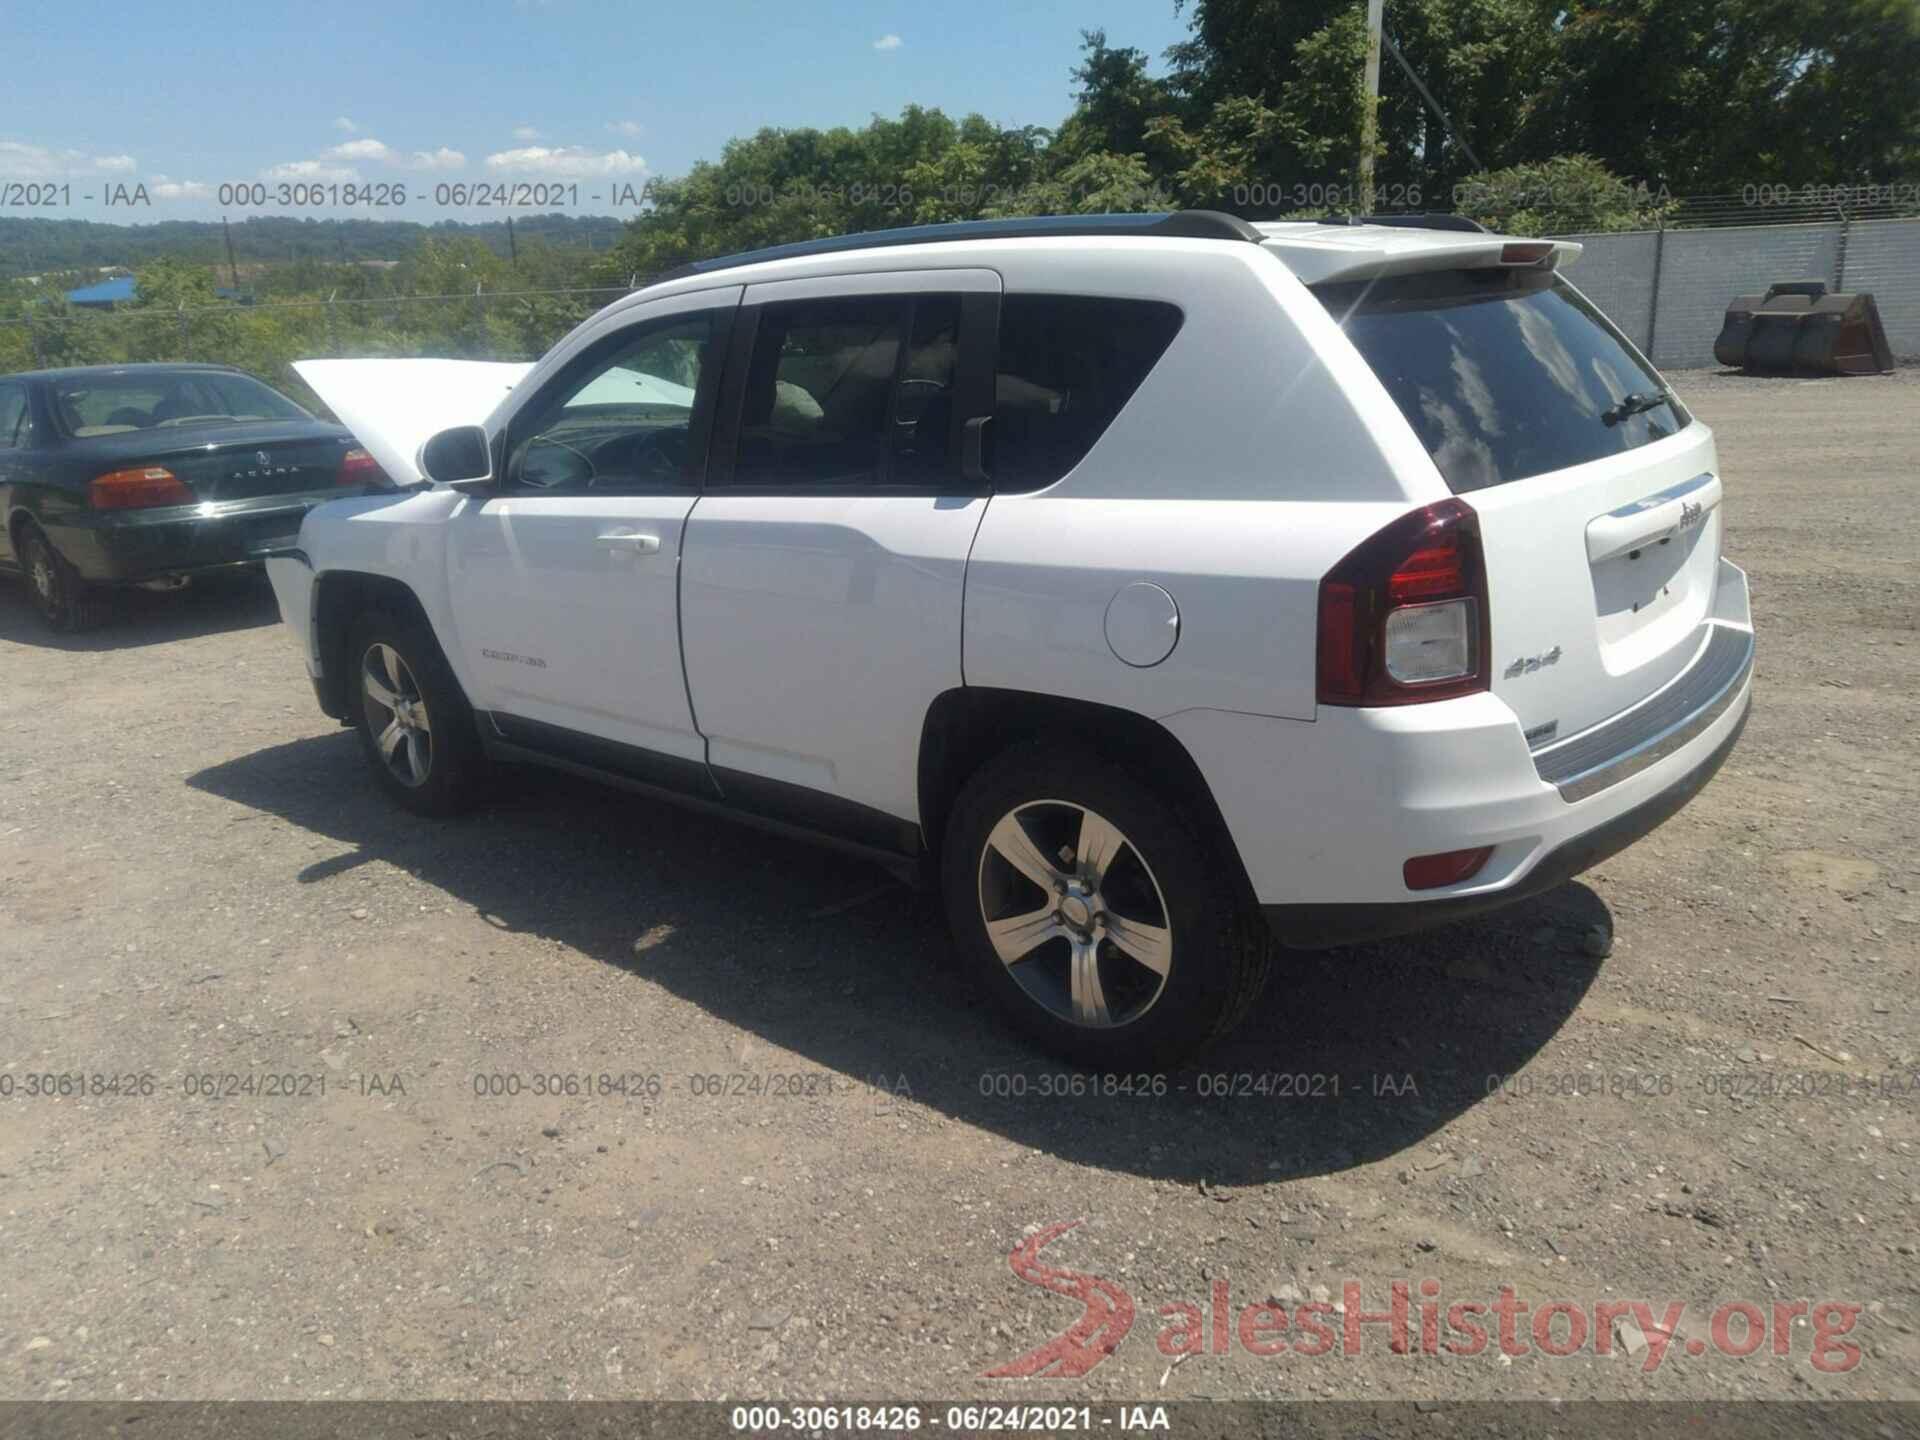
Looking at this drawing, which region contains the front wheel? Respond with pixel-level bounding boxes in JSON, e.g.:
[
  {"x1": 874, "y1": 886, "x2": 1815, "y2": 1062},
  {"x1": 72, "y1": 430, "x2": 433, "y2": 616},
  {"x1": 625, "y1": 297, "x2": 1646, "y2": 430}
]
[
  {"x1": 348, "y1": 611, "x2": 484, "y2": 816},
  {"x1": 942, "y1": 743, "x2": 1272, "y2": 1070}
]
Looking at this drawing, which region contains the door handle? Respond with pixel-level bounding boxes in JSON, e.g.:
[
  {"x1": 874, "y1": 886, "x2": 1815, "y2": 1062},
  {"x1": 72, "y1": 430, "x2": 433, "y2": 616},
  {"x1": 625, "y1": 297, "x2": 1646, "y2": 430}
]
[
  {"x1": 597, "y1": 530, "x2": 662, "y2": 554},
  {"x1": 961, "y1": 415, "x2": 993, "y2": 486}
]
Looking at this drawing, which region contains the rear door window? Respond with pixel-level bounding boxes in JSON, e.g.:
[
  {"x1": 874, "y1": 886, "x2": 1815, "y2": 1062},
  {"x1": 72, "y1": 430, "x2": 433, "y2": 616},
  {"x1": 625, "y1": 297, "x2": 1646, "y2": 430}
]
[
  {"x1": 991, "y1": 296, "x2": 1183, "y2": 492},
  {"x1": 731, "y1": 293, "x2": 965, "y2": 491},
  {"x1": 0, "y1": 385, "x2": 28, "y2": 448},
  {"x1": 1315, "y1": 270, "x2": 1690, "y2": 493}
]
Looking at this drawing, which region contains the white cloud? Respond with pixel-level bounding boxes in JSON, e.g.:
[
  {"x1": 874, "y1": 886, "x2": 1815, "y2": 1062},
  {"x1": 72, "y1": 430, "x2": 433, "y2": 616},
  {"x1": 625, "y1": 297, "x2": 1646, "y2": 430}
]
[
  {"x1": 606, "y1": 119, "x2": 644, "y2": 138},
  {"x1": 0, "y1": 141, "x2": 139, "y2": 178},
  {"x1": 333, "y1": 116, "x2": 359, "y2": 133},
  {"x1": 408, "y1": 146, "x2": 466, "y2": 171},
  {"x1": 322, "y1": 138, "x2": 466, "y2": 171},
  {"x1": 326, "y1": 137, "x2": 393, "y2": 161},
  {"x1": 262, "y1": 159, "x2": 361, "y2": 182},
  {"x1": 873, "y1": 33, "x2": 903, "y2": 50},
  {"x1": 483, "y1": 145, "x2": 646, "y2": 177},
  {"x1": 149, "y1": 175, "x2": 213, "y2": 201},
  {"x1": 512, "y1": 125, "x2": 543, "y2": 141}
]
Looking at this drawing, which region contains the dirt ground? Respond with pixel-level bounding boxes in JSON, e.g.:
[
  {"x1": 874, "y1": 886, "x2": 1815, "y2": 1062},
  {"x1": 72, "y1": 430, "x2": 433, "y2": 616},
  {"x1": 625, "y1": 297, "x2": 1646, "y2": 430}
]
[{"x1": 1, "y1": 368, "x2": 1915, "y2": 1406}]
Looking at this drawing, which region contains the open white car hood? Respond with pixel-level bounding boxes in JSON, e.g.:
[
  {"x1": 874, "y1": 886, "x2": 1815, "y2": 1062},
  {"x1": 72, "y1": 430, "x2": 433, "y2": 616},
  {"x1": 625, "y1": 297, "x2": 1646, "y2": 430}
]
[{"x1": 294, "y1": 358, "x2": 532, "y2": 486}]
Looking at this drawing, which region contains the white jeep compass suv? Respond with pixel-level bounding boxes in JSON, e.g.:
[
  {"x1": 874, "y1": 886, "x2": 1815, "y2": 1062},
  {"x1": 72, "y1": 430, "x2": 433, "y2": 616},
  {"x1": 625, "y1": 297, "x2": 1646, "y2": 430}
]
[{"x1": 269, "y1": 210, "x2": 1754, "y2": 1068}]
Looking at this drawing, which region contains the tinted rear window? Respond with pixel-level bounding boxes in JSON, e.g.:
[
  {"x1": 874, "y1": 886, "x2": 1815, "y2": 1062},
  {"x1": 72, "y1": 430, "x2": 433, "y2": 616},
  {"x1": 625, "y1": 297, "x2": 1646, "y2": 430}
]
[
  {"x1": 1316, "y1": 270, "x2": 1689, "y2": 493},
  {"x1": 52, "y1": 371, "x2": 308, "y2": 436},
  {"x1": 992, "y1": 296, "x2": 1183, "y2": 491}
]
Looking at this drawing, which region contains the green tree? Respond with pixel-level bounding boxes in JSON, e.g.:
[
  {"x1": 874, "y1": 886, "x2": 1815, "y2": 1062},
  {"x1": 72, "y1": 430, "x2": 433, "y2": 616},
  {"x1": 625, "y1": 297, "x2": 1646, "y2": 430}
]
[
  {"x1": 1168, "y1": 0, "x2": 1920, "y2": 196},
  {"x1": 1453, "y1": 154, "x2": 1680, "y2": 233},
  {"x1": 125, "y1": 256, "x2": 233, "y2": 362},
  {"x1": 1051, "y1": 30, "x2": 1180, "y2": 164},
  {"x1": 23, "y1": 299, "x2": 111, "y2": 369},
  {"x1": 1523, "y1": 0, "x2": 1920, "y2": 189},
  {"x1": 597, "y1": 107, "x2": 1089, "y2": 283},
  {"x1": 1165, "y1": 0, "x2": 1555, "y2": 202},
  {"x1": 129, "y1": 255, "x2": 221, "y2": 309}
]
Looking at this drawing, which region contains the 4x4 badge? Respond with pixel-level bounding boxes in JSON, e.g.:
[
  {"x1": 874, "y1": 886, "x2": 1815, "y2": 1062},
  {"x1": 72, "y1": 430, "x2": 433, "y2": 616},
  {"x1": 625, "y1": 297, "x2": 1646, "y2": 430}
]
[{"x1": 1504, "y1": 645, "x2": 1563, "y2": 679}]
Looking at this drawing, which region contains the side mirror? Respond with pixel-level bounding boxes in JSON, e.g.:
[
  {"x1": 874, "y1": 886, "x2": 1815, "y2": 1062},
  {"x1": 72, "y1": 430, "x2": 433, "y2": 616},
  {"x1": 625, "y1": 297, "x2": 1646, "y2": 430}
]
[{"x1": 417, "y1": 425, "x2": 493, "y2": 490}]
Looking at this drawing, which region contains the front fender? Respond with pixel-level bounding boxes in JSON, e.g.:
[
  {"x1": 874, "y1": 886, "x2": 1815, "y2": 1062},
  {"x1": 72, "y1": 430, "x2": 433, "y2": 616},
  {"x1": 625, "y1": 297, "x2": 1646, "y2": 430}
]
[{"x1": 283, "y1": 487, "x2": 470, "y2": 708}]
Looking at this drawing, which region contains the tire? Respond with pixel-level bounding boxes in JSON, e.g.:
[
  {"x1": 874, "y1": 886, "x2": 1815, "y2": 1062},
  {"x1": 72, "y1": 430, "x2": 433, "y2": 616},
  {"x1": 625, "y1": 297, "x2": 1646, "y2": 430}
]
[
  {"x1": 18, "y1": 523, "x2": 111, "y2": 633},
  {"x1": 347, "y1": 608, "x2": 485, "y2": 817},
  {"x1": 942, "y1": 741, "x2": 1273, "y2": 1070}
]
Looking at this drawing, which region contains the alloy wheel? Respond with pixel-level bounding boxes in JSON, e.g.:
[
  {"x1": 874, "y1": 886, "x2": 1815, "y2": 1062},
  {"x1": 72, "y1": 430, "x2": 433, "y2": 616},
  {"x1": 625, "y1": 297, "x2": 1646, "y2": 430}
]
[
  {"x1": 976, "y1": 799, "x2": 1173, "y2": 1028},
  {"x1": 361, "y1": 643, "x2": 433, "y2": 788},
  {"x1": 29, "y1": 548, "x2": 56, "y2": 606}
]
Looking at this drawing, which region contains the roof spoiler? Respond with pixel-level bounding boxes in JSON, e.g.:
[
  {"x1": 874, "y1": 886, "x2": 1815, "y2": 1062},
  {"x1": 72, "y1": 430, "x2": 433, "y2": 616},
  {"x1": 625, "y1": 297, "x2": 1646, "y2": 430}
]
[{"x1": 1315, "y1": 213, "x2": 1488, "y2": 234}]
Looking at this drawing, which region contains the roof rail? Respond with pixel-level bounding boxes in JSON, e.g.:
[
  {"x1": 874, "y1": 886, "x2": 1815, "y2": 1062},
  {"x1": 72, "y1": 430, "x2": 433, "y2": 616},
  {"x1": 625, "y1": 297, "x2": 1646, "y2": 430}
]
[
  {"x1": 659, "y1": 209, "x2": 1264, "y2": 281},
  {"x1": 1314, "y1": 213, "x2": 1488, "y2": 234}
]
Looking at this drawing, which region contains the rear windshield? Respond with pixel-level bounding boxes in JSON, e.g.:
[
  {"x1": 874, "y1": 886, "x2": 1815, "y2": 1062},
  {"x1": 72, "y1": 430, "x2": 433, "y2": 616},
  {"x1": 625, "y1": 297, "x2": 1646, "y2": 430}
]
[
  {"x1": 52, "y1": 371, "x2": 309, "y2": 437},
  {"x1": 1315, "y1": 269, "x2": 1690, "y2": 493}
]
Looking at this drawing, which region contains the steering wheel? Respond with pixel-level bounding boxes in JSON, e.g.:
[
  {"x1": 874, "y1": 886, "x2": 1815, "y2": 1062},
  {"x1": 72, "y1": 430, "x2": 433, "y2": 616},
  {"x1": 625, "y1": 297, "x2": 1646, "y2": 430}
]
[{"x1": 626, "y1": 428, "x2": 687, "y2": 483}]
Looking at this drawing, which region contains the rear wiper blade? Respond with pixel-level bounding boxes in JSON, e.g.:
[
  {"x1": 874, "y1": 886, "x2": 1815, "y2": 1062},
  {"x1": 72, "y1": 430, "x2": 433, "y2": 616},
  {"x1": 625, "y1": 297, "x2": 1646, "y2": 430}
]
[{"x1": 1602, "y1": 389, "x2": 1671, "y2": 426}]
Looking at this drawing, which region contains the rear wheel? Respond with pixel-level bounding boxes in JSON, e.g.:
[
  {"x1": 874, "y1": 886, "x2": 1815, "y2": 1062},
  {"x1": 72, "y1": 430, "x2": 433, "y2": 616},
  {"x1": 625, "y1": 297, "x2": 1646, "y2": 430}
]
[
  {"x1": 19, "y1": 524, "x2": 111, "y2": 632},
  {"x1": 943, "y1": 742, "x2": 1272, "y2": 1069},
  {"x1": 349, "y1": 610, "x2": 484, "y2": 816}
]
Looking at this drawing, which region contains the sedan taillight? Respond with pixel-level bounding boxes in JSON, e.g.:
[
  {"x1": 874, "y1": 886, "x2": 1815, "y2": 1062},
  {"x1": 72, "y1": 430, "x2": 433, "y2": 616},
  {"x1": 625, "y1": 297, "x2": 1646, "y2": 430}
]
[
  {"x1": 89, "y1": 466, "x2": 196, "y2": 510},
  {"x1": 337, "y1": 447, "x2": 388, "y2": 487},
  {"x1": 1316, "y1": 498, "x2": 1490, "y2": 706}
]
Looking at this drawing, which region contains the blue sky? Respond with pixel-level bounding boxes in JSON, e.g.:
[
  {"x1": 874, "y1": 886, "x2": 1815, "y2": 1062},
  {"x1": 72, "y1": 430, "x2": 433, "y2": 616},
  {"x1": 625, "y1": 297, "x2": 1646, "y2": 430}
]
[{"x1": 4, "y1": 0, "x2": 1191, "y2": 224}]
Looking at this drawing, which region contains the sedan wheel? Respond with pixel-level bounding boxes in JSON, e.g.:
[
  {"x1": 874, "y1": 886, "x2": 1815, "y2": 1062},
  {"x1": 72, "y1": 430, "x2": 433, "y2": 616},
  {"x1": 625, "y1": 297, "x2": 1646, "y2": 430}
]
[
  {"x1": 28, "y1": 546, "x2": 57, "y2": 609},
  {"x1": 360, "y1": 642, "x2": 433, "y2": 788},
  {"x1": 977, "y1": 799, "x2": 1174, "y2": 1029},
  {"x1": 20, "y1": 526, "x2": 110, "y2": 632}
]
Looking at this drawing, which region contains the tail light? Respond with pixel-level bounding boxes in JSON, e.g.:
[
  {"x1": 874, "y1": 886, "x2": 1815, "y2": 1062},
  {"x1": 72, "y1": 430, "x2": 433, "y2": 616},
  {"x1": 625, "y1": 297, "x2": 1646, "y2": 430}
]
[
  {"x1": 337, "y1": 447, "x2": 388, "y2": 488},
  {"x1": 1317, "y1": 498, "x2": 1490, "y2": 706},
  {"x1": 89, "y1": 466, "x2": 195, "y2": 510}
]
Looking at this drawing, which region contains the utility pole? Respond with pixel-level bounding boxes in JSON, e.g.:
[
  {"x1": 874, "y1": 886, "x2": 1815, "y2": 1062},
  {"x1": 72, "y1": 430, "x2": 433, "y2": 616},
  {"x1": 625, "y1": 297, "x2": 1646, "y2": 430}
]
[
  {"x1": 1359, "y1": 0, "x2": 1385, "y2": 214},
  {"x1": 222, "y1": 216, "x2": 241, "y2": 292}
]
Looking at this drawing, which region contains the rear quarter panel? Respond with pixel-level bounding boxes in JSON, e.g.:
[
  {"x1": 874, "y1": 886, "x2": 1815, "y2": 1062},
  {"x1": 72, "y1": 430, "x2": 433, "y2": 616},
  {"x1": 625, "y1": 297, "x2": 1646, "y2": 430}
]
[{"x1": 964, "y1": 243, "x2": 1433, "y2": 724}]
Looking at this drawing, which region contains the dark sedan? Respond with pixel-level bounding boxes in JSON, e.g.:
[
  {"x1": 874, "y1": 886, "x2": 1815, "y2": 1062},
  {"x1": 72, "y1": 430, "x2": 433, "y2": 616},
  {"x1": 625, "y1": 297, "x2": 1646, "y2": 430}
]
[{"x1": 0, "y1": 363, "x2": 389, "y2": 630}]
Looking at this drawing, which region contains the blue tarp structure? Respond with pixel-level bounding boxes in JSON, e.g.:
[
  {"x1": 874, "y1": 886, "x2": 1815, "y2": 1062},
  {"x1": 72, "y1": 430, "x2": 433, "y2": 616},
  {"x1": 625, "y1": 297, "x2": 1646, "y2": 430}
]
[{"x1": 66, "y1": 275, "x2": 137, "y2": 307}]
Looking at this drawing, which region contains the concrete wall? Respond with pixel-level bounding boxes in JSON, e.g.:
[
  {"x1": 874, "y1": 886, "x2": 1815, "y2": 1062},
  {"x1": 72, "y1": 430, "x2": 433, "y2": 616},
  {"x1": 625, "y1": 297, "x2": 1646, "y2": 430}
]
[{"x1": 1558, "y1": 217, "x2": 1918, "y2": 369}]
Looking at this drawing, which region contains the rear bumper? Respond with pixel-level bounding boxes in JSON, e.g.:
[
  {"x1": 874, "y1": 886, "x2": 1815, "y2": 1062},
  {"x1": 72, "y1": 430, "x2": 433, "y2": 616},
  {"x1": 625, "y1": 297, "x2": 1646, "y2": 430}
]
[
  {"x1": 47, "y1": 493, "x2": 342, "y2": 585},
  {"x1": 1265, "y1": 701, "x2": 1747, "y2": 946},
  {"x1": 263, "y1": 545, "x2": 322, "y2": 660},
  {"x1": 1164, "y1": 559, "x2": 1755, "y2": 948}
]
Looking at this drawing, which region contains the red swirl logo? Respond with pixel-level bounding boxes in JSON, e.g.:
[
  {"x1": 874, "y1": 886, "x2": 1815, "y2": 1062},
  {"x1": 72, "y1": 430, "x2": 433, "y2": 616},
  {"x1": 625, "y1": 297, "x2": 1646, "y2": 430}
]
[{"x1": 982, "y1": 1219, "x2": 1135, "y2": 1378}]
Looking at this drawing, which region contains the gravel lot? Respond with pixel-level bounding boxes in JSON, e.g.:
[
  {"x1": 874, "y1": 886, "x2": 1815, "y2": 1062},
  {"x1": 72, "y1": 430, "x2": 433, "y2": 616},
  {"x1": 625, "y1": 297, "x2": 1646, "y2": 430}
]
[{"x1": 1, "y1": 368, "x2": 1915, "y2": 1404}]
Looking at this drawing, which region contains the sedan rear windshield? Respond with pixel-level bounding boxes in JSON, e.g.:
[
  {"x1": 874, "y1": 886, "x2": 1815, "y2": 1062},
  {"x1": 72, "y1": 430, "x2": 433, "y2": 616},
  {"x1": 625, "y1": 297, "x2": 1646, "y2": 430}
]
[
  {"x1": 52, "y1": 371, "x2": 309, "y2": 438},
  {"x1": 1314, "y1": 269, "x2": 1690, "y2": 493}
]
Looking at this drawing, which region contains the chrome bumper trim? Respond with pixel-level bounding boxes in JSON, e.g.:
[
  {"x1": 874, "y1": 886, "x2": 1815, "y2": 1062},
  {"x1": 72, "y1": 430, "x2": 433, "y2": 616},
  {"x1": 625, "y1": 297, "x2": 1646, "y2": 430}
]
[{"x1": 1533, "y1": 623, "x2": 1754, "y2": 803}]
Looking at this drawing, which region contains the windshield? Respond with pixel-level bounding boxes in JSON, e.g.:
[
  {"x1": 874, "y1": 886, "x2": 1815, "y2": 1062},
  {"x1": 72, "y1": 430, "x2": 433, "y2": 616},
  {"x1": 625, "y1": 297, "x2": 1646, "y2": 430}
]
[
  {"x1": 1315, "y1": 270, "x2": 1691, "y2": 493},
  {"x1": 53, "y1": 370, "x2": 310, "y2": 437}
]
